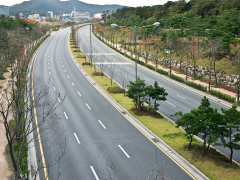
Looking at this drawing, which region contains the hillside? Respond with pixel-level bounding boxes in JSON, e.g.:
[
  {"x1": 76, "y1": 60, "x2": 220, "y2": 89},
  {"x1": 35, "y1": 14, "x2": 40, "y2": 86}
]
[{"x1": 9, "y1": 0, "x2": 126, "y2": 15}]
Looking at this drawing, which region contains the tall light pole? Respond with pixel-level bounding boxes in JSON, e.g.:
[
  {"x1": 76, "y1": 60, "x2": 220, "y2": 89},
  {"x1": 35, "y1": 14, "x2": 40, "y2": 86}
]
[{"x1": 111, "y1": 22, "x2": 160, "y2": 81}]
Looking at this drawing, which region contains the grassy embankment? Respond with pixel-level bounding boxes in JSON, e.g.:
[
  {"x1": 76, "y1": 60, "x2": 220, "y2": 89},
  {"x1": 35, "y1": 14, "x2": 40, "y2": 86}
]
[{"x1": 70, "y1": 36, "x2": 240, "y2": 180}]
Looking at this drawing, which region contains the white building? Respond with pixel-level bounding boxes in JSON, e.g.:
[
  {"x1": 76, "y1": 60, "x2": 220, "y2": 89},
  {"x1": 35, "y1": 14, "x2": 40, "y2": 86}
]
[
  {"x1": 71, "y1": 6, "x2": 90, "y2": 20},
  {"x1": 93, "y1": 13, "x2": 102, "y2": 19},
  {"x1": 47, "y1": 11, "x2": 53, "y2": 18}
]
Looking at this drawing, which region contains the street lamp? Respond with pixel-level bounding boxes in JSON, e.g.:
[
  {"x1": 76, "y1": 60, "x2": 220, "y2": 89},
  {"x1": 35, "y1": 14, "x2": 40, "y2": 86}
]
[{"x1": 111, "y1": 22, "x2": 160, "y2": 81}]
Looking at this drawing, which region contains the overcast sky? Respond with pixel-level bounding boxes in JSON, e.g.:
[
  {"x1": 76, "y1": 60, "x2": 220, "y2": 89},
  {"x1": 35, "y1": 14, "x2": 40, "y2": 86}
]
[{"x1": 1, "y1": 0, "x2": 181, "y2": 7}]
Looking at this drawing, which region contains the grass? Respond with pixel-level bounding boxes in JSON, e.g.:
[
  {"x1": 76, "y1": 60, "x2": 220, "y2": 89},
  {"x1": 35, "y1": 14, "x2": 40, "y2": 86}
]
[{"x1": 70, "y1": 36, "x2": 240, "y2": 180}]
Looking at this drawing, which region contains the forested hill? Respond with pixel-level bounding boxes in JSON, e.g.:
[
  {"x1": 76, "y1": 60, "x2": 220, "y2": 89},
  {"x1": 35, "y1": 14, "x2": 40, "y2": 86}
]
[
  {"x1": 9, "y1": 0, "x2": 125, "y2": 15},
  {"x1": 112, "y1": 0, "x2": 240, "y2": 21}
]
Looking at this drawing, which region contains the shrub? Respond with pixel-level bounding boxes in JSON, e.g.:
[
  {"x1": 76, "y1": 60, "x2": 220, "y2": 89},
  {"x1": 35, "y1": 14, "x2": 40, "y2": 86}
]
[
  {"x1": 92, "y1": 72, "x2": 104, "y2": 76},
  {"x1": 82, "y1": 62, "x2": 91, "y2": 65},
  {"x1": 209, "y1": 89, "x2": 235, "y2": 103},
  {"x1": 169, "y1": 74, "x2": 185, "y2": 83},
  {"x1": 107, "y1": 86, "x2": 124, "y2": 93},
  {"x1": 146, "y1": 64, "x2": 155, "y2": 70},
  {"x1": 186, "y1": 81, "x2": 207, "y2": 92},
  {"x1": 137, "y1": 60, "x2": 146, "y2": 66},
  {"x1": 156, "y1": 68, "x2": 168, "y2": 75}
]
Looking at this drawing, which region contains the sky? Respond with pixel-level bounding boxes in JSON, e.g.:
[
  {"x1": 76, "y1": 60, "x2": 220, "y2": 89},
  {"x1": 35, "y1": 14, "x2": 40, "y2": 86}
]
[{"x1": 1, "y1": 0, "x2": 181, "y2": 7}]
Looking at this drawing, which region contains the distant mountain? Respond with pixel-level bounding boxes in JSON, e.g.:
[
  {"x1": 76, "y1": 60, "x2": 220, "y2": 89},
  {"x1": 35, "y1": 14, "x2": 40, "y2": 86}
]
[{"x1": 9, "y1": 0, "x2": 126, "y2": 15}]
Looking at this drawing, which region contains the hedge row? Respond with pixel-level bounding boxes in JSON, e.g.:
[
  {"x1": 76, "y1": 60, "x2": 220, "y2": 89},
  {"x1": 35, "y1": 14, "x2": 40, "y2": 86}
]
[
  {"x1": 186, "y1": 81, "x2": 207, "y2": 92},
  {"x1": 169, "y1": 74, "x2": 185, "y2": 83},
  {"x1": 156, "y1": 68, "x2": 168, "y2": 75},
  {"x1": 209, "y1": 89, "x2": 235, "y2": 103},
  {"x1": 146, "y1": 64, "x2": 155, "y2": 70}
]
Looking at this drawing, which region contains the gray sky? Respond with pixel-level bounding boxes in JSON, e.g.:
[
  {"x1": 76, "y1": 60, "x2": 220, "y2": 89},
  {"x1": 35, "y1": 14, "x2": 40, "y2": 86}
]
[{"x1": 1, "y1": 0, "x2": 180, "y2": 7}]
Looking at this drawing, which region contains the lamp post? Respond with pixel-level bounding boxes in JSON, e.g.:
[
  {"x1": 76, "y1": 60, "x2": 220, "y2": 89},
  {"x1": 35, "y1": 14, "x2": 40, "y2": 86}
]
[{"x1": 111, "y1": 22, "x2": 160, "y2": 81}]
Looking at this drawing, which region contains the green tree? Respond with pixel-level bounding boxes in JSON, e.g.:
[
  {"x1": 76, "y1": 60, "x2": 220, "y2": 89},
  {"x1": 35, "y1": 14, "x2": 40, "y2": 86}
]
[
  {"x1": 221, "y1": 105, "x2": 240, "y2": 164},
  {"x1": 150, "y1": 81, "x2": 168, "y2": 110},
  {"x1": 172, "y1": 111, "x2": 196, "y2": 149},
  {"x1": 127, "y1": 77, "x2": 146, "y2": 111}
]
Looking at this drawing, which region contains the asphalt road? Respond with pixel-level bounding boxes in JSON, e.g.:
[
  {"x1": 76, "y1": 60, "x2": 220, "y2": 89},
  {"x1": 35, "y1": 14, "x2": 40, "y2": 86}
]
[
  {"x1": 32, "y1": 27, "x2": 196, "y2": 179},
  {"x1": 78, "y1": 25, "x2": 240, "y2": 164}
]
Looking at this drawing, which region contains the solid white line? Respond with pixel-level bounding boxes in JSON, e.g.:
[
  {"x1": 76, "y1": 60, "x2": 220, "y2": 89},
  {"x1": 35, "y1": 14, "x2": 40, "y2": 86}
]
[
  {"x1": 67, "y1": 75, "x2": 70, "y2": 78},
  {"x1": 166, "y1": 101, "x2": 176, "y2": 107},
  {"x1": 51, "y1": 78, "x2": 53, "y2": 82},
  {"x1": 118, "y1": 145, "x2": 130, "y2": 158},
  {"x1": 72, "y1": 82, "x2": 75, "y2": 86},
  {"x1": 98, "y1": 120, "x2": 106, "y2": 129},
  {"x1": 49, "y1": 72, "x2": 51, "y2": 75},
  {"x1": 176, "y1": 94, "x2": 186, "y2": 99},
  {"x1": 90, "y1": 166, "x2": 99, "y2": 180},
  {"x1": 74, "y1": 133, "x2": 80, "y2": 144},
  {"x1": 64, "y1": 112, "x2": 68, "y2": 119},
  {"x1": 77, "y1": 91, "x2": 81, "y2": 96},
  {"x1": 86, "y1": 103, "x2": 91, "y2": 110},
  {"x1": 58, "y1": 98, "x2": 61, "y2": 102},
  {"x1": 53, "y1": 87, "x2": 56, "y2": 91}
]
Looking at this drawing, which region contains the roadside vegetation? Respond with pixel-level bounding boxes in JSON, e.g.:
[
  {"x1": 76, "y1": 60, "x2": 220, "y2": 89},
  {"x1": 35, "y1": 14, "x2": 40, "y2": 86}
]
[
  {"x1": 95, "y1": 0, "x2": 240, "y2": 100},
  {"x1": 0, "y1": 16, "x2": 68, "y2": 180},
  {"x1": 70, "y1": 28, "x2": 240, "y2": 179}
]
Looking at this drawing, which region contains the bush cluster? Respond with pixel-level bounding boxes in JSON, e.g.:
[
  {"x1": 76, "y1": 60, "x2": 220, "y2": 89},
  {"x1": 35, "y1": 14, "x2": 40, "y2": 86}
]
[
  {"x1": 107, "y1": 86, "x2": 124, "y2": 93},
  {"x1": 82, "y1": 62, "x2": 91, "y2": 65},
  {"x1": 156, "y1": 68, "x2": 168, "y2": 75},
  {"x1": 169, "y1": 74, "x2": 185, "y2": 83},
  {"x1": 92, "y1": 72, "x2": 104, "y2": 76},
  {"x1": 146, "y1": 64, "x2": 155, "y2": 70},
  {"x1": 186, "y1": 81, "x2": 207, "y2": 92},
  {"x1": 209, "y1": 89, "x2": 235, "y2": 103}
]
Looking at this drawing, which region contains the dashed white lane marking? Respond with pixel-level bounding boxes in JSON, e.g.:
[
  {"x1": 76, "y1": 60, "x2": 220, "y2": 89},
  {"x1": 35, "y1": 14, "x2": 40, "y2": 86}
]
[
  {"x1": 144, "y1": 78, "x2": 150, "y2": 81},
  {"x1": 72, "y1": 82, "x2": 75, "y2": 86},
  {"x1": 90, "y1": 166, "x2": 99, "y2": 180},
  {"x1": 48, "y1": 67, "x2": 50, "y2": 69},
  {"x1": 124, "y1": 75, "x2": 127, "y2": 78},
  {"x1": 61, "y1": 61, "x2": 62, "y2": 63},
  {"x1": 62, "y1": 65, "x2": 64, "y2": 67},
  {"x1": 115, "y1": 70, "x2": 118, "y2": 72},
  {"x1": 77, "y1": 91, "x2": 81, "y2": 96},
  {"x1": 118, "y1": 145, "x2": 130, "y2": 158},
  {"x1": 58, "y1": 98, "x2": 61, "y2": 102},
  {"x1": 176, "y1": 94, "x2": 186, "y2": 99},
  {"x1": 64, "y1": 70, "x2": 66, "y2": 72},
  {"x1": 64, "y1": 112, "x2": 68, "y2": 119},
  {"x1": 49, "y1": 72, "x2": 51, "y2": 75},
  {"x1": 98, "y1": 120, "x2": 106, "y2": 129},
  {"x1": 86, "y1": 103, "x2": 91, "y2": 110},
  {"x1": 53, "y1": 87, "x2": 56, "y2": 91},
  {"x1": 48, "y1": 62, "x2": 49, "y2": 65},
  {"x1": 74, "y1": 133, "x2": 80, "y2": 144},
  {"x1": 166, "y1": 101, "x2": 176, "y2": 107},
  {"x1": 51, "y1": 78, "x2": 53, "y2": 82},
  {"x1": 67, "y1": 75, "x2": 70, "y2": 78}
]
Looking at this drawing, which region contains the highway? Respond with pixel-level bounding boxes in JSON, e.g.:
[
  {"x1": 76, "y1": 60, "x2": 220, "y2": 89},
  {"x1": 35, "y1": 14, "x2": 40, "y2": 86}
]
[
  {"x1": 78, "y1": 25, "x2": 240, "y2": 164},
  {"x1": 32, "y1": 27, "x2": 197, "y2": 179}
]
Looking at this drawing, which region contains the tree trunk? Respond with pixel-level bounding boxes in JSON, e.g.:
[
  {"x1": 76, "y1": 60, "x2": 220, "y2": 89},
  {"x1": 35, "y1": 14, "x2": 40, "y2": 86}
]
[
  {"x1": 202, "y1": 127, "x2": 207, "y2": 156},
  {"x1": 230, "y1": 148, "x2": 233, "y2": 164},
  {"x1": 188, "y1": 135, "x2": 192, "y2": 149}
]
